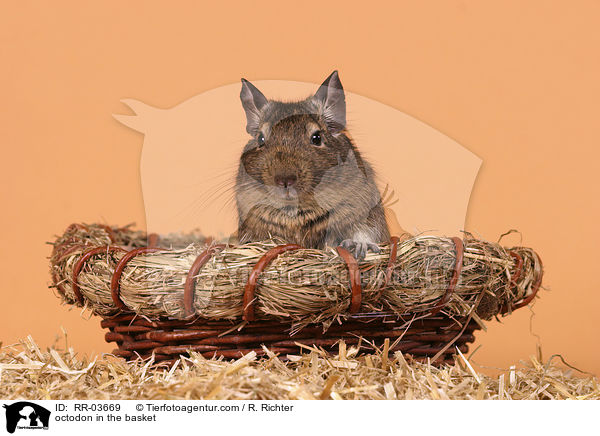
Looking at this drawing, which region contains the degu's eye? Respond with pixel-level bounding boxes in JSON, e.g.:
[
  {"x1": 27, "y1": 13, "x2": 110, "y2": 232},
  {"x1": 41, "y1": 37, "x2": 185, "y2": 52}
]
[
  {"x1": 257, "y1": 133, "x2": 265, "y2": 148},
  {"x1": 310, "y1": 131, "x2": 322, "y2": 146}
]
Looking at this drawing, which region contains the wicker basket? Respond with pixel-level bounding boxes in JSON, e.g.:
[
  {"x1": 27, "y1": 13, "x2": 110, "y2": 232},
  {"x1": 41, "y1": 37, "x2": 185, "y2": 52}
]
[
  {"x1": 100, "y1": 313, "x2": 479, "y2": 366},
  {"x1": 49, "y1": 223, "x2": 543, "y2": 365}
]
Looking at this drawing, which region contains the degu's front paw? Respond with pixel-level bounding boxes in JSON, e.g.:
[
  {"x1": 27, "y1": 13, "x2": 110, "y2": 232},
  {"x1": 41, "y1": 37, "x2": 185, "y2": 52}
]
[{"x1": 340, "y1": 239, "x2": 381, "y2": 260}]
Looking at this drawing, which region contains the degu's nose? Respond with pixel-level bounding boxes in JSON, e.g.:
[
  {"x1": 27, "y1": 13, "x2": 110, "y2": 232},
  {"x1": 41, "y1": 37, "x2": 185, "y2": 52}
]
[{"x1": 274, "y1": 174, "x2": 297, "y2": 189}]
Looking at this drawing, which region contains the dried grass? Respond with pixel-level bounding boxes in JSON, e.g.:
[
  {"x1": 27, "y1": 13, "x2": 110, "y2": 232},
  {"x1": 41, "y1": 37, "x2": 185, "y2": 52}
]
[
  {"x1": 49, "y1": 224, "x2": 543, "y2": 328},
  {"x1": 1, "y1": 334, "x2": 596, "y2": 400}
]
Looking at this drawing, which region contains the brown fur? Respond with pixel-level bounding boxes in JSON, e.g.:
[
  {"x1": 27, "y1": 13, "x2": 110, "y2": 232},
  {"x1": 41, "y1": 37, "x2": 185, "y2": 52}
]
[{"x1": 236, "y1": 72, "x2": 390, "y2": 252}]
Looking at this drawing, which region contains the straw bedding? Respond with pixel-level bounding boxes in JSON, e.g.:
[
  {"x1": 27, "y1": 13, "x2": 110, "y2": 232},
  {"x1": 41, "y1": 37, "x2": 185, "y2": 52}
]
[
  {"x1": 49, "y1": 224, "x2": 543, "y2": 329},
  {"x1": 1, "y1": 335, "x2": 597, "y2": 400}
]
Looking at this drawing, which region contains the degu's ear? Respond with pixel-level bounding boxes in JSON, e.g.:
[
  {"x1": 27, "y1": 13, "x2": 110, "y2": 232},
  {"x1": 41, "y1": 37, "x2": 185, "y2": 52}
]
[
  {"x1": 240, "y1": 78, "x2": 268, "y2": 135},
  {"x1": 313, "y1": 70, "x2": 346, "y2": 133}
]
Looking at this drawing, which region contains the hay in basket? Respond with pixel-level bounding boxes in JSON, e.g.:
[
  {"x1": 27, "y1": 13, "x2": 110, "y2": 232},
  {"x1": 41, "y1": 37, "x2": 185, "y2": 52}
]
[{"x1": 49, "y1": 223, "x2": 543, "y2": 364}]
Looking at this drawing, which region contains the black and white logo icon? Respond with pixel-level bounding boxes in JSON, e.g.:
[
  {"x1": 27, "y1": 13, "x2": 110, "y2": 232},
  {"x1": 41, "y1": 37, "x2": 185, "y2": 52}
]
[{"x1": 3, "y1": 402, "x2": 50, "y2": 433}]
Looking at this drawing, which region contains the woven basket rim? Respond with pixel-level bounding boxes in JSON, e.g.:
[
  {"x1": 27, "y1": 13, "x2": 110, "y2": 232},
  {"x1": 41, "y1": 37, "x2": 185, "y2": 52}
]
[{"x1": 49, "y1": 223, "x2": 544, "y2": 327}]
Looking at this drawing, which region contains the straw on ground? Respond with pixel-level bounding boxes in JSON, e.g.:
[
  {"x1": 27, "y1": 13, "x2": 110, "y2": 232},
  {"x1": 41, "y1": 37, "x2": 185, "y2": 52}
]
[{"x1": 1, "y1": 335, "x2": 596, "y2": 400}]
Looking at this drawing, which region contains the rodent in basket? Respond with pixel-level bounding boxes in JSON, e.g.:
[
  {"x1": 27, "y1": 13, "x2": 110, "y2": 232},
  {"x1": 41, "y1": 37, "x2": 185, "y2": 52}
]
[{"x1": 236, "y1": 71, "x2": 390, "y2": 260}]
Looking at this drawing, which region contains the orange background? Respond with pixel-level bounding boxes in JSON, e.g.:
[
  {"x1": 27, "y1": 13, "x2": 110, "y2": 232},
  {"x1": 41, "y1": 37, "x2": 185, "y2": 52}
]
[{"x1": 2, "y1": 1, "x2": 599, "y2": 377}]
